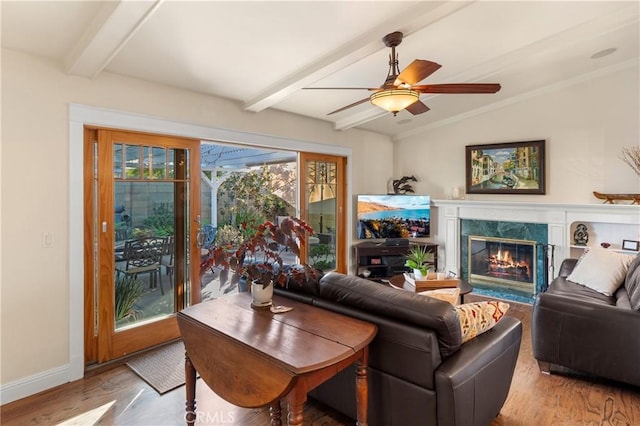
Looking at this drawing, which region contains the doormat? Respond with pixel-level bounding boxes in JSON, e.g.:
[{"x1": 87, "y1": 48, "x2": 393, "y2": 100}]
[{"x1": 126, "y1": 340, "x2": 191, "y2": 394}]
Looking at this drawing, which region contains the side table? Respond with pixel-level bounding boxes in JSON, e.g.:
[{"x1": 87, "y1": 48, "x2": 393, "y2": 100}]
[{"x1": 388, "y1": 274, "x2": 473, "y2": 303}]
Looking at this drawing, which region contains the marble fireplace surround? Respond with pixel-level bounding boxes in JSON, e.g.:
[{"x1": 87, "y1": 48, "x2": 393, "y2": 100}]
[
  {"x1": 461, "y1": 221, "x2": 547, "y2": 301},
  {"x1": 431, "y1": 200, "x2": 640, "y2": 289}
]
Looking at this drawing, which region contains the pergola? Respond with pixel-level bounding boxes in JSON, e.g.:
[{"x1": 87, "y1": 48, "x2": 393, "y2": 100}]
[{"x1": 199, "y1": 143, "x2": 296, "y2": 226}]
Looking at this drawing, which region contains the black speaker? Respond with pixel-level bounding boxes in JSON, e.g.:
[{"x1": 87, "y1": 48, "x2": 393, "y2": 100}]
[{"x1": 385, "y1": 238, "x2": 409, "y2": 246}]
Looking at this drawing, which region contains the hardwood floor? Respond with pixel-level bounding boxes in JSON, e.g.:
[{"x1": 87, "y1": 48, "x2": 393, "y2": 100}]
[
  {"x1": 483, "y1": 296, "x2": 640, "y2": 426},
  {"x1": 2, "y1": 295, "x2": 639, "y2": 425}
]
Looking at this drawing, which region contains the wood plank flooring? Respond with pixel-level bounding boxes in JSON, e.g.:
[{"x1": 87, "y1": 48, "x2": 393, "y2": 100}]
[{"x1": 2, "y1": 295, "x2": 639, "y2": 425}]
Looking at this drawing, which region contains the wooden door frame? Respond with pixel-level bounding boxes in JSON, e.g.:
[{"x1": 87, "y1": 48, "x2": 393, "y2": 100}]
[
  {"x1": 299, "y1": 153, "x2": 347, "y2": 273},
  {"x1": 84, "y1": 127, "x2": 201, "y2": 364}
]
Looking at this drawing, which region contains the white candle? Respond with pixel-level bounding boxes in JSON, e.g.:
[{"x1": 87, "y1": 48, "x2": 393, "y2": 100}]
[{"x1": 452, "y1": 187, "x2": 460, "y2": 199}]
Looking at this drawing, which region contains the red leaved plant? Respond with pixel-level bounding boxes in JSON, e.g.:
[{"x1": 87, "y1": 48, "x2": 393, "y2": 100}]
[{"x1": 200, "y1": 217, "x2": 317, "y2": 289}]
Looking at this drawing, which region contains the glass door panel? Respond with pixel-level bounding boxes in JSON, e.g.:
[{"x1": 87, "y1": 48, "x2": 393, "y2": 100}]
[
  {"x1": 114, "y1": 181, "x2": 176, "y2": 330},
  {"x1": 300, "y1": 153, "x2": 346, "y2": 273}
]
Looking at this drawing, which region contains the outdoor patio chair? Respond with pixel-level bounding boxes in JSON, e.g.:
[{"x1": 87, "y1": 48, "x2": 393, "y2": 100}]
[
  {"x1": 198, "y1": 224, "x2": 218, "y2": 277},
  {"x1": 115, "y1": 227, "x2": 131, "y2": 242},
  {"x1": 201, "y1": 224, "x2": 217, "y2": 249},
  {"x1": 117, "y1": 237, "x2": 166, "y2": 295},
  {"x1": 114, "y1": 227, "x2": 132, "y2": 262},
  {"x1": 162, "y1": 235, "x2": 175, "y2": 289}
]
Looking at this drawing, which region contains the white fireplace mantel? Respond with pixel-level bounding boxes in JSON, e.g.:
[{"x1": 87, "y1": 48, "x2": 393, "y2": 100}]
[{"x1": 431, "y1": 199, "x2": 640, "y2": 277}]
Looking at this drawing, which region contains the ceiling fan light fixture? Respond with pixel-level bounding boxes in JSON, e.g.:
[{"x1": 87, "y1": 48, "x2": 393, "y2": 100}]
[{"x1": 370, "y1": 89, "x2": 419, "y2": 115}]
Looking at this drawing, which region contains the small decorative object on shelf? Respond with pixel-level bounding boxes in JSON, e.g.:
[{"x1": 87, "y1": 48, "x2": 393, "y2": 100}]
[
  {"x1": 593, "y1": 191, "x2": 640, "y2": 205},
  {"x1": 600, "y1": 242, "x2": 611, "y2": 248},
  {"x1": 574, "y1": 223, "x2": 589, "y2": 246},
  {"x1": 622, "y1": 239, "x2": 639, "y2": 252},
  {"x1": 390, "y1": 175, "x2": 417, "y2": 194},
  {"x1": 452, "y1": 186, "x2": 462, "y2": 199}
]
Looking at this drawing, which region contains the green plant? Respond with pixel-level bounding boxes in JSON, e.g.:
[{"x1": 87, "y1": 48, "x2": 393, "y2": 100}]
[
  {"x1": 235, "y1": 207, "x2": 266, "y2": 240},
  {"x1": 131, "y1": 227, "x2": 153, "y2": 238},
  {"x1": 143, "y1": 205, "x2": 174, "y2": 236},
  {"x1": 404, "y1": 245, "x2": 432, "y2": 276},
  {"x1": 202, "y1": 217, "x2": 317, "y2": 289},
  {"x1": 115, "y1": 275, "x2": 144, "y2": 321},
  {"x1": 216, "y1": 164, "x2": 296, "y2": 228},
  {"x1": 309, "y1": 243, "x2": 335, "y2": 272},
  {"x1": 214, "y1": 224, "x2": 244, "y2": 247}
]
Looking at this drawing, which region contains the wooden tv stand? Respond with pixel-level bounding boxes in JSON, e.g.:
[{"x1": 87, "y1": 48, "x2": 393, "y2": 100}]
[{"x1": 354, "y1": 240, "x2": 438, "y2": 282}]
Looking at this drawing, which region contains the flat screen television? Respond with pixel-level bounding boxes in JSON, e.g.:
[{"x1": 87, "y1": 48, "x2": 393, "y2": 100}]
[{"x1": 357, "y1": 194, "x2": 431, "y2": 239}]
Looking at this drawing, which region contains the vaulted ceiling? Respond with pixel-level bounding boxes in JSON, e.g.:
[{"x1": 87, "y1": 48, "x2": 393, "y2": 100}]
[{"x1": 2, "y1": 1, "x2": 638, "y2": 140}]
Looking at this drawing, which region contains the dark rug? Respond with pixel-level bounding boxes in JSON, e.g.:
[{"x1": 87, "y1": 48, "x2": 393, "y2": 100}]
[{"x1": 126, "y1": 340, "x2": 188, "y2": 394}]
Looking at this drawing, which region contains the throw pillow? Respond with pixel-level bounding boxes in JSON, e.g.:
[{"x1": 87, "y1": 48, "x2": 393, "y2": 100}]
[
  {"x1": 455, "y1": 300, "x2": 510, "y2": 343},
  {"x1": 419, "y1": 287, "x2": 460, "y2": 305},
  {"x1": 567, "y1": 248, "x2": 634, "y2": 296}
]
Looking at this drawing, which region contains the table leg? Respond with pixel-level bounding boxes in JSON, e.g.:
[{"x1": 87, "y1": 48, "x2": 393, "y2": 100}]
[
  {"x1": 269, "y1": 400, "x2": 282, "y2": 426},
  {"x1": 355, "y1": 347, "x2": 369, "y2": 426},
  {"x1": 185, "y1": 352, "x2": 197, "y2": 426},
  {"x1": 286, "y1": 385, "x2": 306, "y2": 426}
]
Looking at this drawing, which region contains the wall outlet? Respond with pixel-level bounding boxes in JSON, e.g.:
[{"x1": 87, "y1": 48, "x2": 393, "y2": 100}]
[{"x1": 43, "y1": 232, "x2": 54, "y2": 248}]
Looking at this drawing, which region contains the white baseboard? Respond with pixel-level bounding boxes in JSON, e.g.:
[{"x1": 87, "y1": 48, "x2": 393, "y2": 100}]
[{"x1": 1, "y1": 364, "x2": 76, "y2": 405}]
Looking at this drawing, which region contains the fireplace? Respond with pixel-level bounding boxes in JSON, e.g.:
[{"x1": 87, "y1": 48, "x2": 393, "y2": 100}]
[{"x1": 468, "y1": 236, "x2": 536, "y2": 295}]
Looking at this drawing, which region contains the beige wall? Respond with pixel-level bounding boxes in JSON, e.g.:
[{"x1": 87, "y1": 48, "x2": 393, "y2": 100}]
[
  {"x1": 0, "y1": 49, "x2": 393, "y2": 391},
  {"x1": 394, "y1": 63, "x2": 640, "y2": 201}
]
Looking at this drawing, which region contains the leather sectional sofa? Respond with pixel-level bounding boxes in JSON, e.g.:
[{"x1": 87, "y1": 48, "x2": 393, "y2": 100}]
[
  {"x1": 276, "y1": 272, "x2": 523, "y2": 426},
  {"x1": 532, "y1": 255, "x2": 640, "y2": 387}
]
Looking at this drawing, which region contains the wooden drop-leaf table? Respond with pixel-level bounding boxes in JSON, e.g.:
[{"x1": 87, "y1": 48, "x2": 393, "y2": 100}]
[{"x1": 177, "y1": 293, "x2": 377, "y2": 426}]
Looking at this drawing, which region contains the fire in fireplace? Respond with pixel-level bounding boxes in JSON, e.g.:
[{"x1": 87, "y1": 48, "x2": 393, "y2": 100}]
[{"x1": 468, "y1": 236, "x2": 536, "y2": 294}]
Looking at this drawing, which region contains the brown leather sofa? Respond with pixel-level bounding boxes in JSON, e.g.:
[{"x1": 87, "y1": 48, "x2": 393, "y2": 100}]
[
  {"x1": 276, "y1": 272, "x2": 522, "y2": 426},
  {"x1": 532, "y1": 256, "x2": 640, "y2": 387}
]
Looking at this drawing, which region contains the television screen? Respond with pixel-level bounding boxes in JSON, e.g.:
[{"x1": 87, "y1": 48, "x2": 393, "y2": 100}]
[{"x1": 357, "y1": 194, "x2": 431, "y2": 239}]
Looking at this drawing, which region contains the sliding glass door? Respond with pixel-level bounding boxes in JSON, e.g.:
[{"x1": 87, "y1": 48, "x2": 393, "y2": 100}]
[{"x1": 85, "y1": 129, "x2": 200, "y2": 363}]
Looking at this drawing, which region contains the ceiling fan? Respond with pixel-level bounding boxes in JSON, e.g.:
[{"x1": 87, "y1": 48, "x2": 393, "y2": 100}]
[{"x1": 305, "y1": 31, "x2": 501, "y2": 116}]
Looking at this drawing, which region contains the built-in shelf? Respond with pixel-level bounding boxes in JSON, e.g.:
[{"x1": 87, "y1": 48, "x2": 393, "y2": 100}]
[
  {"x1": 569, "y1": 244, "x2": 639, "y2": 255},
  {"x1": 568, "y1": 221, "x2": 639, "y2": 258}
]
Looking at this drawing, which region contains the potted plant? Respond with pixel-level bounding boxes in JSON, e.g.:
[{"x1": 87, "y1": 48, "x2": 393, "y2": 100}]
[
  {"x1": 201, "y1": 217, "x2": 317, "y2": 308},
  {"x1": 404, "y1": 245, "x2": 432, "y2": 279},
  {"x1": 115, "y1": 275, "x2": 144, "y2": 322}
]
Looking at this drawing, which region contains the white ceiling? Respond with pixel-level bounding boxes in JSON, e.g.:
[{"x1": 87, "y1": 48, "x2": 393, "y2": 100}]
[{"x1": 2, "y1": 1, "x2": 638, "y2": 140}]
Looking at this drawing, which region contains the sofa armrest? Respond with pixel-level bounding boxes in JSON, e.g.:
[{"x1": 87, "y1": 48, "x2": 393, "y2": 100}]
[
  {"x1": 558, "y1": 258, "x2": 578, "y2": 277},
  {"x1": 435, "y1": 316, "x2": 522, "y2": 426},
  {"x1": 532, "y1": 292, "x2": 640, "y2": 386}
]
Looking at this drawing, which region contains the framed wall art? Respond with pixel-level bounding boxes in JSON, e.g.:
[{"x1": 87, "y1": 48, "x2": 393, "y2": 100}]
[
  {"x1": 622, "y1": 239, "x2": 639, "y2": 252},
  {"x1": 465, "y1": 140, "x2": 546, "y2": 195}
]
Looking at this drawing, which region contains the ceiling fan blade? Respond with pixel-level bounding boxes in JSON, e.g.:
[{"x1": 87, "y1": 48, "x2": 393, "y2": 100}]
[
  {"x1": 413, "y1": 83, "x2": 501, "y2": 94},
  {"x1": 304, "y1": 87, "x2": 378, "y2": 91},
  {"x1": 394, "y1": 60, "x2": 442, "y2": 86},
  {"x1": 405, "y1": 100, "x2": 430, "y2": 115},
  {"x1": 327, "y1": 97, "x2": 371, "y2": 115}
]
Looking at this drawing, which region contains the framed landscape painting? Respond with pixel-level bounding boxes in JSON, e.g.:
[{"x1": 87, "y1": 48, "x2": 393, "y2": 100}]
[{"x1": 465, "y1": 140, "x2": 546, "y2": 195}]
